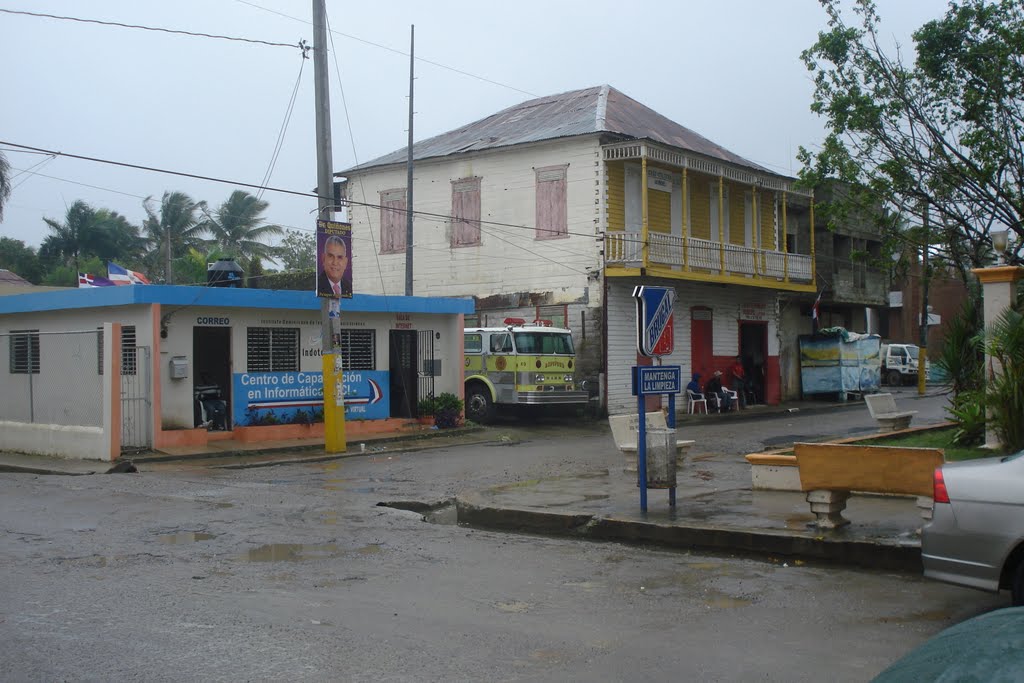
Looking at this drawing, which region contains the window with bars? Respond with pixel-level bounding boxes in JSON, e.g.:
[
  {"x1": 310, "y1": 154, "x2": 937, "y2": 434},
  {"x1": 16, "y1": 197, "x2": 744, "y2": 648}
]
[
  {"x1": 97, "y1": 326, "x2": 138, "y2": 375},
  {"x1": 338, "y1": 329, "x2": 375, "y2": 370},
  {"x1": 9, "y1": 330, "x2": 40, "y2": 374},
  {"x1": 247, "y1": 327, "x2": 299, "y2": 372}
]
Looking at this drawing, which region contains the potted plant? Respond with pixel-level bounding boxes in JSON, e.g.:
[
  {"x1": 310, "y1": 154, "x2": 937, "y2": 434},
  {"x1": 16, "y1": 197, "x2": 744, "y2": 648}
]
[
  {"x1": 417, "y1": 395, "x2": 437, "y2": 425},
  {"x1": 432, "y1": 392, "x2": 464, "y2": 429}
]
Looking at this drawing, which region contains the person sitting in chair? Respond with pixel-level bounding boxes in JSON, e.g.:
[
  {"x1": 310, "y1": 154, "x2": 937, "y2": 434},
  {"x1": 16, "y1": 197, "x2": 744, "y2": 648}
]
[{"x1": 704, "y1": 370, "x2": 733, "y2": 413}]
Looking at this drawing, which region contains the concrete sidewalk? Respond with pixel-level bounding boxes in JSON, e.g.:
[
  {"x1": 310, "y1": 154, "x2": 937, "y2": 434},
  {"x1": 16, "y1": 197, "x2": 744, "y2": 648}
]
[{"x1": 455, "y1": 456, "x2": 925, "y2": 573}]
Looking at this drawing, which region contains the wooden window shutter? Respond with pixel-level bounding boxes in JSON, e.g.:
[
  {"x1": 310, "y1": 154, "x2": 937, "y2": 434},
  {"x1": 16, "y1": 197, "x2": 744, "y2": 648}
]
[
  {"x1": 380, "y1": 189, "x2": 407, "y2": 254},
  {"x1": 451, "y1": 177, "x2": 481, "y2": 247},
  {"x1": 535, "y1": 165, "x2": 567, "y2": 240}
]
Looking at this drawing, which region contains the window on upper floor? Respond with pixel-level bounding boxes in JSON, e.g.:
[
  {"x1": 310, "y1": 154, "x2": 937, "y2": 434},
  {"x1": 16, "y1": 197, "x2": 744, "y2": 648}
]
[
  {"x1": 709, "y1": 182, "x2": 730, "y2": 243},
  {"x1": 380, "y1": 188, "x2": 407, "y2": 254},
  {"x1": 451, "y1": 177, "x2": 481, "y2": 247},
  {"x1": 535, "y1": 165, "x2": 568, "y2": 240}
]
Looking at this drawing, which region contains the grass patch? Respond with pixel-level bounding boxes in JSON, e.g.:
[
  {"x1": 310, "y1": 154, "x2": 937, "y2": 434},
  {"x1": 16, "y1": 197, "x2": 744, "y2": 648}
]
[{"x1": 859, "y1": 426, "x2": 996, "y2": 462}]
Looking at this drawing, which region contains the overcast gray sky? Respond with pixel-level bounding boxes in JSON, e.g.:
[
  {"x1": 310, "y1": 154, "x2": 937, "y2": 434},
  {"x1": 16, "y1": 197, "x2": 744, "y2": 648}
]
[{"x1": 1, "y1": 0, "x2": 951, "y2": 257}]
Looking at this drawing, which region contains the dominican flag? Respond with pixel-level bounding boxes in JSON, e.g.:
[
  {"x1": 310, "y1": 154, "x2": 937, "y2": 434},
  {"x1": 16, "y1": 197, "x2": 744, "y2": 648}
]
[
  {"x1": 79, "y1": 272, "x2": 116, "y2": 288},
  {"x1": 108, "y1": 261, "x2": 150, "y2": 285},
  {"x1": 812, "y1": 290, "x2": 823, "y2": 331}
]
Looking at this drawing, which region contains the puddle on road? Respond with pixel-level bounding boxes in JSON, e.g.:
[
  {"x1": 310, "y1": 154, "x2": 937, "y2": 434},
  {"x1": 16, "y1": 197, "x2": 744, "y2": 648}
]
[
  {"x1": 241, "y1": 543, "x2": 342, "y2": 563},
  {"x1": 159, "y1": 532, "x2": 217, "y2": 544},
  {"x1": 238, "y1": 542, "x2": 384, "y2": 562},
  {"x1": 704, "y1": 592, "x2": 753, "y2": 609},
  {"x1": 423, "y1": 504, "x2": 458, "y2": 525}
]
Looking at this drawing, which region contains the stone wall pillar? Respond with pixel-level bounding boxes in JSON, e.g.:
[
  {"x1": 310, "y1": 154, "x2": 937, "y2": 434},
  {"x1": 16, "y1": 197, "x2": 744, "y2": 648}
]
[{"x1": 970, "y1": 265, "x2": 1024, "y2": 449}]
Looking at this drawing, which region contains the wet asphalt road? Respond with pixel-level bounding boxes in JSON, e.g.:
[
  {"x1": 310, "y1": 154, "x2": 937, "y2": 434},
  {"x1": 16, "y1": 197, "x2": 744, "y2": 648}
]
[{"x1": 0, "y1": 388, "x2": 1008, "y2": 682}]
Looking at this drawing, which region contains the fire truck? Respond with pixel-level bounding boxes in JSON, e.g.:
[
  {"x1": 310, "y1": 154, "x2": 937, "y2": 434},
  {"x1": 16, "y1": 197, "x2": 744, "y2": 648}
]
[{"x1": 463, "y1": 318, "x2": 589, "y2": 423}]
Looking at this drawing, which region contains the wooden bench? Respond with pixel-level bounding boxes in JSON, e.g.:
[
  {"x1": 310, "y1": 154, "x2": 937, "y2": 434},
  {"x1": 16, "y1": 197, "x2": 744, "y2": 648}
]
[
  {"x1": 865, "y1": 393, "x2": 917, "y2": 432},
  {"x1": 608, "y1": 412, "x2": 695, "y2": 472},
  {"x1": 794, "y1": 443, "x2": 943, "y2": 529}
]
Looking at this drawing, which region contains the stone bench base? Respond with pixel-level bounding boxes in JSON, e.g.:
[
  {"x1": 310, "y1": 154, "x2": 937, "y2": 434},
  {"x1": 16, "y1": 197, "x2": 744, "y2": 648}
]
[
  {"x1": 804, "y1": 489, "x2": 935, "y2": 529},
  {"x1": 623, "y1": 441, "x2": 695, "y2": 473},
  {"x1": 875, "y1": 412, "x2": 915, "y2": 432}
]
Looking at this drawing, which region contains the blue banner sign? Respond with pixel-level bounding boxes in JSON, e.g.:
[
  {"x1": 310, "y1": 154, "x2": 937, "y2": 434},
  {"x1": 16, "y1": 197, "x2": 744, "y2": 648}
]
[
  {"x1": 232, "y1": 370, "x2": 389, "y2": 426},
  {"x1": 632, "y1": 365, "x2": 682, "y2": 396}
]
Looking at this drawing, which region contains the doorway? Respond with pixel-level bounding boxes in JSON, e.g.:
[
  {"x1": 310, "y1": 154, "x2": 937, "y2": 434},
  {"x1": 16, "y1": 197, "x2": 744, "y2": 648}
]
[
  {"x1": 193, "y1": 326, "x2": 231, "y2": 428},
  {"x1": 739, "y1": 322, "x2": 768, "y2": 403},
  {"x1": 690, "y1": 307, "x2": 713, "y2": 380},
  {"x1": 389, "y1": 330, "x2": 418, "y2": 419}
]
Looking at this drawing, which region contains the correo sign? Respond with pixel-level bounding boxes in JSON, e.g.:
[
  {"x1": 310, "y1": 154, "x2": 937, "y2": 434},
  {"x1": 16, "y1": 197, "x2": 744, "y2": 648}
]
[{"x1": 633, "y1": 286, "x2": 676, "y2": 357}]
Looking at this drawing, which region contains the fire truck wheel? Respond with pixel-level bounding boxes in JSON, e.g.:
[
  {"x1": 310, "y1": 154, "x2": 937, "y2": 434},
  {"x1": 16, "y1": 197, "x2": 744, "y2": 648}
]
[{"x1": 465, "y1": 383, "x2": 494, "y2": 424}]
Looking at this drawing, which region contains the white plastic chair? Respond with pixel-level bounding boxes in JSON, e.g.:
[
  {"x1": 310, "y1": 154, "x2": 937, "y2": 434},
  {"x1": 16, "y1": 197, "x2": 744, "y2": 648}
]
[
  {"x1": 723, "y1": 388, "x2": 739, "y2": 411},
  {"x1": 686, "y1": 390, "x2": 707, "y2": 414}
]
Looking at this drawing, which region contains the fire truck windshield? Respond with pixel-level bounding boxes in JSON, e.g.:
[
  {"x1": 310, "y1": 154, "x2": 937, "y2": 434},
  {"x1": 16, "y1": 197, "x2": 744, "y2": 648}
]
[{"x1": 513, "y1": 331, "x2": 575, "y2": 355}]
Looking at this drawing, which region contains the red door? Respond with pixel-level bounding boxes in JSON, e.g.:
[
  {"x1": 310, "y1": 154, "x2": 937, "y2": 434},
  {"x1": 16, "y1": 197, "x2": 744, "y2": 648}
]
[{"x1": 691, "y1": 307, "x2": 713, "y2": 381}]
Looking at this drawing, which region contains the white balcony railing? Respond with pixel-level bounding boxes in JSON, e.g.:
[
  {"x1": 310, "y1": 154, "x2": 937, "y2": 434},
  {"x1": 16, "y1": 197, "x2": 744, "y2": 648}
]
[{"x1": 604, "y1": 232, "x2": 813, "y2": 283}]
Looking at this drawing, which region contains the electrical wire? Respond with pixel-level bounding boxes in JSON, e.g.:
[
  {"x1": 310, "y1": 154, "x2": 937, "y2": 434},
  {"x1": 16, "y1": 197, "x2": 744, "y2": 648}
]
[
  {"x1": 256, "y1": 52, "x2": 307, "y2": 200},
  {"x1": 236, "y1": 0, "x2": 538, "y2": 98},
  {"x1": 0, "y1": 7, "x2": 303, "y2": 50}
]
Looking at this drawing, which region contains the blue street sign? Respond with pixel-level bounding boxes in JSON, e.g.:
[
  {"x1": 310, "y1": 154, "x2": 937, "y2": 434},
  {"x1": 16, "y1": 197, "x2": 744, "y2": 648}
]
[{"x1": 632, "y1": 365, "x2": 682, "y2": 396}]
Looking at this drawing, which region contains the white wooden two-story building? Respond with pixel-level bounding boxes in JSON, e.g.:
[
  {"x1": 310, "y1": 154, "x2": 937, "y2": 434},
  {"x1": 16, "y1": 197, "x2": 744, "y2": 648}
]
[{"x1": 337, "y1": 85, "x2": 818, "y2": 413}]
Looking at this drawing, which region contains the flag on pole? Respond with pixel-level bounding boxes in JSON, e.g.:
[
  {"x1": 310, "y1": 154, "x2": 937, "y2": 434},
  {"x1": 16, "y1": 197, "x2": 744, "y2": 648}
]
[
  {"x1": 79, "y1": 273, "x2": 116, "y2": 288},
  {"x1": 812, "y1": 290, "x2": 823, "y2": 331},
  {"x1": 108, "y1": 262, "x2": 150, "y2": 285}
]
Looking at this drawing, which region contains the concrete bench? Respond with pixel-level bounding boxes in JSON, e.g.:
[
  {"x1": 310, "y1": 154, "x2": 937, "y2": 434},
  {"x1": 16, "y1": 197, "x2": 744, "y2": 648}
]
[
  {"x1": 794, "y1": 443, "x2": 943, "y2": 529},
  {"x1": 608, "y1": 412, "x2": 694, "y2": 473},
  {"x1": 865, "y1": 393, "x2": 917, "y2": 432}
]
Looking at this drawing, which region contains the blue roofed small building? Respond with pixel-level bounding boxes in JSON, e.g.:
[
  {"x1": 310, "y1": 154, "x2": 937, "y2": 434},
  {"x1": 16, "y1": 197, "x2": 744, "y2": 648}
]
[{"x1": 0, "y1": 285, "x2": 472, "y2": 460}]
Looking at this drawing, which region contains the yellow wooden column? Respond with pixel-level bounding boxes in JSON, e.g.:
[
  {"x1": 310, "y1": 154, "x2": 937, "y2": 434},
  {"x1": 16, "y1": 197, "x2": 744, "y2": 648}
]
[
  {"x1": 682, "y1": 168, "x2": 690, "y2": 271},
  {"x1": 752, "y1": 184, "x2": 760, "y2": 275},
  {"x1": 641, "y1": 155, "x2": 649, "y2": 268},
  {"x1": 782, "y1": 192, "x2": 789, "y2": 283},
  {"x1": 809, "y1": 190, "x2": 816, "y2": 286},
  {"x1": 718, "y1": 176, "x2": 726, "y2": 274}
]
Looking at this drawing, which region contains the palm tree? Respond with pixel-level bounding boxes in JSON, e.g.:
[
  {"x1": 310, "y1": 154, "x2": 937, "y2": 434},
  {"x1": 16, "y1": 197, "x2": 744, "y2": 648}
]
[
  {"x1": 200, "y1": 190, "x2": 283, "y2": 265},
  {"x1": 0, "y1": 151, "x2": 11, "y2": 222},
  {"x1": 143, "y1": 191, "x2": 205, "y2": 284},
  {"x1": 40, "y1": 200, "x2": 107, "y2": 274}
]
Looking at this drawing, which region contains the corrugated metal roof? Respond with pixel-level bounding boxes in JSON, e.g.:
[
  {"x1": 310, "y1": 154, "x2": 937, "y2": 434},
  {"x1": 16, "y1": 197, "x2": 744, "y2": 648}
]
[{"x1": 340, "y1": 85, "x2": 774, "y2": 175}]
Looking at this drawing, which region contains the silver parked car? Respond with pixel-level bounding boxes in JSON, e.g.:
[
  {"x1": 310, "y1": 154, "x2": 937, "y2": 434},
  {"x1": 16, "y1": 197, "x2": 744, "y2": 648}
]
[{"x1": 922, "y1": 450, "x2": 1024, "y2": 605}]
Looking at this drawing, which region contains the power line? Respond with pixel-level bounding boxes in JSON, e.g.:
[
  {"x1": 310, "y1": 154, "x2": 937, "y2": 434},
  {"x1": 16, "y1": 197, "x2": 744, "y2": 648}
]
[
  {"x1": 236, "y1": 0, "x2": 538, "y2": 98},
  {"x1": 1, "y1": 140, "x2": 602, "y2": 240},
  {"x1": 257, "y1": 53, "x2": 307, "y2": 199},
  {"x1": 0, "y1": 7, "x2": 305, "y2": 50}
]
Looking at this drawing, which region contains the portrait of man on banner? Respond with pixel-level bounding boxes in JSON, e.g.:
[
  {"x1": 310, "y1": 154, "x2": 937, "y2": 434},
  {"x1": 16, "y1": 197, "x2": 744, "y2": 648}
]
[{"x1": 316, "y1": 220, "x2": 353, "y2": 299}]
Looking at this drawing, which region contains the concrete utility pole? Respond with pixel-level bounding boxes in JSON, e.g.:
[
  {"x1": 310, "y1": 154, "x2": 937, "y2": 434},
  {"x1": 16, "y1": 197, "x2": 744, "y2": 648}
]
[
  {"x1": 405, "y1": 25, "x2": 415, "y2": 296},
  {"x1": 313, "y1": 0, "x2": 345, "y2": 452}
]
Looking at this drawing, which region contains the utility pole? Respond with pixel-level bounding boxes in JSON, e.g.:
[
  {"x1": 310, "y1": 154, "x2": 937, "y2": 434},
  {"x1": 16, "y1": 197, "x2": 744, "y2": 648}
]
[
  {"x1": 918, "y1": 201, "x2": 929, "y2": 396},
  {"x1": 405, "y1": 25, "x2": 415, "y2": 296},
  {"x1": 313, "y1": 0, "x2": 345, "y2": 452}
]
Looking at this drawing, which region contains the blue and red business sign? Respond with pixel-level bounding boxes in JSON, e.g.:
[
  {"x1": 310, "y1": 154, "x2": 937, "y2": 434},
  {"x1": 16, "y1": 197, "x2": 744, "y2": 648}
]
[{"x1": 633, "y1": 286, "x2": 675, "y2": 357}]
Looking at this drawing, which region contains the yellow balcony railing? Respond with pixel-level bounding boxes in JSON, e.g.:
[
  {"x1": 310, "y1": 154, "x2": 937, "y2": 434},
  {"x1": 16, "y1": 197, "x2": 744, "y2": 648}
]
[{"x1": 605, "y1": 232, "x2": 812, "y2": 283}]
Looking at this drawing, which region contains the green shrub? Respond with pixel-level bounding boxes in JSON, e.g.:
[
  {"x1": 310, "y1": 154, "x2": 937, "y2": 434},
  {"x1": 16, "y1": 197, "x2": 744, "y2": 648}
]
[{"x1": 433, "y1": 392, "x2": 464, "y2": 429}]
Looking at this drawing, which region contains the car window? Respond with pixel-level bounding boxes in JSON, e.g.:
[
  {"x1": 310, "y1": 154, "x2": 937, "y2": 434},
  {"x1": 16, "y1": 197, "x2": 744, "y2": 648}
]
[{"x1": 464, "y1": 333, "x2": 482, "y2": 354}]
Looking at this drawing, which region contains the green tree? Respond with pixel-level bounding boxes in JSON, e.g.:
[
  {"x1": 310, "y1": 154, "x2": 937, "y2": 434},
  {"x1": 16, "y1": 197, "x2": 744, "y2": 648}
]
[
  {"x1": 40, "y1": 201, "x2": 108, "y2": 274},
  {"x1": 276, "y1": 229, "x2": 316, "y2": 272},
  {"x1": 0, "y1": 151, "x2": 11, "y2": 222},
  {"x1": 143, "y1": 191, "x2": 206, "y2": 284},
  {"x1": 0, "y1": 237, "x2": 43, "y2": 283},
  {"x1": 200, "y1": 190, "x2": 283, "y2": 266},
  {"x1": 800, "y1": 0, "x2": 1024, "y2": 272}
]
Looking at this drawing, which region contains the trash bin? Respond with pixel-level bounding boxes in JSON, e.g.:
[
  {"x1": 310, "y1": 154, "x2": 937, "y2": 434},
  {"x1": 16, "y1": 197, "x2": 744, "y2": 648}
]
[{"x1": 643, "y1": 427, "x2": 677, "y2": 488}]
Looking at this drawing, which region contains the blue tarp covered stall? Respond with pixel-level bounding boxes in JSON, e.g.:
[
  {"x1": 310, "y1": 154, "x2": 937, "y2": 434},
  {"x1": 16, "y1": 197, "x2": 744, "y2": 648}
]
[{"x1": 799, "y1": 328, "x2": 881, "y2": 398}]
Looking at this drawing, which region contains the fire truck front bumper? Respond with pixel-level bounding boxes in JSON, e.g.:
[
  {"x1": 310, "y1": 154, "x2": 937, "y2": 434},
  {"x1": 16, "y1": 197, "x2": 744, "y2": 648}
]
[{"x1": 516, "y1": 390, "x2": 590, "y2": 406}]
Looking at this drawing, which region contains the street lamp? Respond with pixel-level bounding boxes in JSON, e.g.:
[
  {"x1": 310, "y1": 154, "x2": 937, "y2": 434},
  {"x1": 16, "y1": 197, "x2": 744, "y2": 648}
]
[{"x1": 992, "y1": 230, "x2": 1009, "y2": 265}]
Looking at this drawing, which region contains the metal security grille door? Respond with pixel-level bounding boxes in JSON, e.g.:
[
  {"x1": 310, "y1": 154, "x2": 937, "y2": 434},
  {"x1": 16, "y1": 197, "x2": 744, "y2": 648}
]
[
  {"x1": 121, "y1": 345, "x2": 152, "y2": 450},
  {"x1": 417, "y1": 329, "x2": 436, "y2": 404}
]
